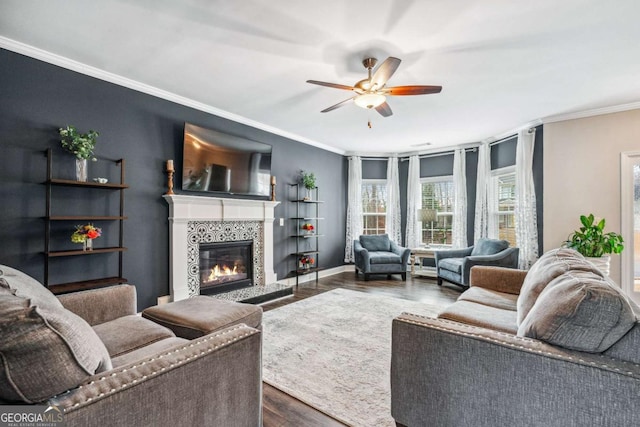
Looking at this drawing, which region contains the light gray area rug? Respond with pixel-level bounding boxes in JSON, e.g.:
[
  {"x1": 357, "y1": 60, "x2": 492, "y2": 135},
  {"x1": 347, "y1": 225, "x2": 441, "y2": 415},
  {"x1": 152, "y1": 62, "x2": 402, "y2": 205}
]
[{"x1": 262, "y1": 288, "x2": 442, "y2": 426}]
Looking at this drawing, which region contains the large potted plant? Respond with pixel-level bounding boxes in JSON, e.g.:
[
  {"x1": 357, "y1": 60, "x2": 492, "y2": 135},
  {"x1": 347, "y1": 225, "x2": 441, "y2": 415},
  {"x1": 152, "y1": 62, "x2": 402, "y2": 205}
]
[
  {"x1": 565, "y1": 213, "x2": 624, "y2": 275},
  {"x1": 59, "y1": 125, "x2": 99, "y2": 182}
]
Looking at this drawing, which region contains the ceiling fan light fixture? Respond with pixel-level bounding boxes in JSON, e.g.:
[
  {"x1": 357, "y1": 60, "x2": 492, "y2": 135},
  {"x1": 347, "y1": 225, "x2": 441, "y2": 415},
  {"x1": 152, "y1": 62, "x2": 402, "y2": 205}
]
[{"x1": 354, "y1": 93, "x2": 386, "y2": 109}]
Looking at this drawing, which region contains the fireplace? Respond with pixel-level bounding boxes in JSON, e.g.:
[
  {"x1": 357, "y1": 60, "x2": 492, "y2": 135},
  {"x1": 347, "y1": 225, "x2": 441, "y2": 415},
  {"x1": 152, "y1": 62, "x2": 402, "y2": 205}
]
[
  {"x1": 199, "y1": 240, "x2": 253, "y2": 295},
  {"x1": 164, "y1": 195, "x2": 279, "y2": 301}
]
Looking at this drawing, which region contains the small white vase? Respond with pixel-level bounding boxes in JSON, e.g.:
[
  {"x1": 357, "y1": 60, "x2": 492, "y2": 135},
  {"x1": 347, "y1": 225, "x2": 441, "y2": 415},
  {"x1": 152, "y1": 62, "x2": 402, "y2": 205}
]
[
  {"x1": 83, "y1": 238, "x2": 93, "y2": 251},
  {"x1": 585, "y1": 255, "x2": 611, "y2": 276},
  {"x1": 76, "y1": 158, "x2": 88, "y2": 182}
]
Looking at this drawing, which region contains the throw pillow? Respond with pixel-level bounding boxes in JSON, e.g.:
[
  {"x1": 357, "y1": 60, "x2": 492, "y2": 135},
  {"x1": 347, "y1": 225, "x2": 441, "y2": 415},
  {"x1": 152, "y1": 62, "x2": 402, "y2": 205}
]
[
  {"x1": 517, "y1": 271, "x2": 636, "y2": 353},
  {"x1": 0, "y1": 264, "x2": 63, "y2": 310},
  {"x1": 0, "y1": 290, "x2": 112, "y2": 403},
  {"x1": 516, "y1": 248, "x2": 603, "y2": 325},
  {"x1": 470, "y1": 238, "x2": 509, "y2": 256},
  {"x1": 360, "y1": 234, "x2": 391, "y2": 252}
]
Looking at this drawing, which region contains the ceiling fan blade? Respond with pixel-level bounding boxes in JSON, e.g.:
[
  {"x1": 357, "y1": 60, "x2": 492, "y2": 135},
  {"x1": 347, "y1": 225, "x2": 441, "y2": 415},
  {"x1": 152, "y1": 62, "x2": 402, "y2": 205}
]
[
  {"x1": 321, "y1": 97, "x2": 355, "y2": 113},
  {"x1": 375, "y1": 102, "x2": 393, "y2": 117},
  {"x1": 384, "y1": 85, "x2": 442, "y2": 96},
  {"x1": 307, "y1": 80, "x2": 355, "y2": 91},
  {"x1": 370, "y1": 57, "x2": 401, "y2": 89}
]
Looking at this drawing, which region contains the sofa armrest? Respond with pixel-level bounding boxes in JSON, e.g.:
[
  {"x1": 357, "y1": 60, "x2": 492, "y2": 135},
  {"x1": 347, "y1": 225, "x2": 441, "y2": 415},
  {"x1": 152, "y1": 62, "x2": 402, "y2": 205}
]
[
  {"x1": 49, "y1": 324, "x2": 262, "y2": 427},
  {"x1": 469, "y1": 266, "x2": 528, "y2": 294},
  {"x1": 391, "y1": 314, "x2": 640, "y2": 427},
  {"x1": 353, "y1": 239, "x2": 370, "y2": 270},
  {"x1": 459, "y1": 247, "x2": 520, "y2": 286},
  {"x1": 57, "y1": 284, "x2": 137, "y2": 326},
  {"x1": 390, "y1": 241, "x2": 411, "y2": 265},
  {"x1": 434, "y1": 246, "x2": 473, "y2": 262}
]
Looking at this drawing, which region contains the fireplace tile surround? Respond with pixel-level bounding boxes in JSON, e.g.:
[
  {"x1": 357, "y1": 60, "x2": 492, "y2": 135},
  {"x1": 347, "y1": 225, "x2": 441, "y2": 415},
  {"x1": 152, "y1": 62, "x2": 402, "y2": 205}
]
[{"x1": 164, "y1": 194, "x2": 285, "y2": 302}]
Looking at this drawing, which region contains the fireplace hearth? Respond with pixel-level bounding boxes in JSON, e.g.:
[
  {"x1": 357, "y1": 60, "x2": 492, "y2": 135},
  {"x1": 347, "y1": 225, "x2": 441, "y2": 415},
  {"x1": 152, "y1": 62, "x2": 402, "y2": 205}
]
[{"x1": 199, "y1": 240, "x2": 253, "y2": 295}]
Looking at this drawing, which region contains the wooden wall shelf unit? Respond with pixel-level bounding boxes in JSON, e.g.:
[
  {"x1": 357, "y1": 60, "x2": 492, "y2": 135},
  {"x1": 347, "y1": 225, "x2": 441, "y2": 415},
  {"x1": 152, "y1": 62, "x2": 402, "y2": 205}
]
[
  {"x1": 44, "y1": 148, "x2": 128, "y2": 294},
  {"x1": 289, "y1": 184, "x2": 323, "y2": 286}
]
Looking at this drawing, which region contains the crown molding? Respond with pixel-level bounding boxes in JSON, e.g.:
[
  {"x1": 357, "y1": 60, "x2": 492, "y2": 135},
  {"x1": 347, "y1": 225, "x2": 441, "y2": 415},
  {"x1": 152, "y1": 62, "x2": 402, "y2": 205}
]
[
  {"x1": 480, "y1": 119, "x2": 542, "y2": 144},
  {"x1": 542, "y1": 101, "x2": 640, "y2": 124},
  {"x1": 0, "y1": 36, "x2": 345, "y2": 155}
]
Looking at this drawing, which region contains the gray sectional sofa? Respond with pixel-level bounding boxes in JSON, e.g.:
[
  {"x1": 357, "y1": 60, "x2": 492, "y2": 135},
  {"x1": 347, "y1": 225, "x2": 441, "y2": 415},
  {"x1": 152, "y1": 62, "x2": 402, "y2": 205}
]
[
  {"x1": 391, "y1": 248, "x2": 640, "y2": 426},
  {"x1": 0, "y1": 265, "x2": 263, "y2": 426}
]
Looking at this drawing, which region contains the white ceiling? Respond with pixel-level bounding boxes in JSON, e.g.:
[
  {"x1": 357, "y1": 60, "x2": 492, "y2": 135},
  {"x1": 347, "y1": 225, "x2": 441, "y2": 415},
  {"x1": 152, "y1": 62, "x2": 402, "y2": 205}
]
[{"x1": 2, "y1": 0, "x2": 640, "y2": 155}]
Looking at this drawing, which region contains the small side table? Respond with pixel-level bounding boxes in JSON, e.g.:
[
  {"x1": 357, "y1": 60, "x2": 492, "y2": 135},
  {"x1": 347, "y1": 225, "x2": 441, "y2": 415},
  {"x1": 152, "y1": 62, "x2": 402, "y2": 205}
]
[{"x1": 410, "y1": 247, "x2": 438, "y2": 278}]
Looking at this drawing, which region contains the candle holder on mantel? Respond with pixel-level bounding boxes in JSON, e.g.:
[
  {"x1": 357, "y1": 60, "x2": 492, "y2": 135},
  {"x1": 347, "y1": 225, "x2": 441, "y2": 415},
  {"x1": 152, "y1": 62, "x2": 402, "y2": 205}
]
[
  {"x1": 270, "y1": 175, "x2": 277, "y2": 201},
  {"x1": 165, "y1": 159, "x2": 175, "y2": 195}
]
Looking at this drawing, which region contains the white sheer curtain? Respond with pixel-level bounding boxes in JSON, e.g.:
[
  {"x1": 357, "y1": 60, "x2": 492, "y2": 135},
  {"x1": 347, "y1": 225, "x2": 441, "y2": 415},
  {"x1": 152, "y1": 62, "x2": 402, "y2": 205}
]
[
  {"x1": 344, "y1": 156, "x2": 363, "y2": 263},
  {"x1": 474, "y1": 143, "x2": 491, "y2": 242},
  {"x1": 515, "y1": 129, "x2": 539, "y2": 269},
  {"x1": 405, "y1": 155, "x2": 422, "y2": 248},
  {"x1": 452, "y1": 149, "x2": 467, "y2": 248},
  {"x1": 385, "y1": 156, "x2": 402, "y2": 244}
]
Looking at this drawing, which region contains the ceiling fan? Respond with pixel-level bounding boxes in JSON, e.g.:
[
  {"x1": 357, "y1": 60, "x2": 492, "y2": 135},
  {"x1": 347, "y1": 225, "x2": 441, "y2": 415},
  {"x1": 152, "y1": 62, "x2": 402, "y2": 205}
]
[{"x1": 307, "y1": 57, "x2": 442, "y2": 117}]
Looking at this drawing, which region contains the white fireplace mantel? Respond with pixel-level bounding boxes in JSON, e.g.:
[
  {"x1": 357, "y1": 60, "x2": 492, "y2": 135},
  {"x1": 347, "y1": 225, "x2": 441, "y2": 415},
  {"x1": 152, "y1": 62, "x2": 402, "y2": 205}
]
[{"x1": 164, "y1": 194, "x2": 280, "y2": 301}]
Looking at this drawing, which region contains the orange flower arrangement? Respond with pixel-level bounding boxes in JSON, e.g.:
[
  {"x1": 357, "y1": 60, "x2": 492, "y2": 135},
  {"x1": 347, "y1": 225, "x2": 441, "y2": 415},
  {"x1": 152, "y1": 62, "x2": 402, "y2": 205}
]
[
  {"x1": 71, "y1": 224, "x2": 102, "y2": 243},
  {"x1": 300, "y1": 255, "x2": 315, "y2": 268}
]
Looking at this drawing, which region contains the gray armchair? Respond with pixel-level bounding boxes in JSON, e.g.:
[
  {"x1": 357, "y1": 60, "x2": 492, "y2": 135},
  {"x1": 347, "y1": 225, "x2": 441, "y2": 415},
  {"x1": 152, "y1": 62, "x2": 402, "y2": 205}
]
[
  {"x1": 354, "y1": 234, "x2": 411, "y2": 281},
  {"x1": 434, "y1": 238, "x2": 519, "y2": 288}
]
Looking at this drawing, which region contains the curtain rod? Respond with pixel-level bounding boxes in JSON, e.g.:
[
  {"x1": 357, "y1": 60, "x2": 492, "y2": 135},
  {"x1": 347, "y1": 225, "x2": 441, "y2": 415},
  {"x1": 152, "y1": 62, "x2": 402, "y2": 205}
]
[
  {"x1": 488, "y1": 127, "x2": 536, "y2": 147},
  {"x1": 398, "y1": 147, "x2": 477, "y2": 162}
]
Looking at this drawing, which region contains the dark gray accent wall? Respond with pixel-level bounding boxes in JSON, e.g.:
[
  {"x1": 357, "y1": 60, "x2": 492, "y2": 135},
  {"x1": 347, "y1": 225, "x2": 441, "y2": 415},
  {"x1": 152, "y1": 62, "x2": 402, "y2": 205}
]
[
  {"x1": 532, "y1": 127, "x2": 544, "y2": 252},
  {"x1": 361, "y1": 158, "x2": 387, "y2": 180},
  {"x1": 0, "y1": 49, "x2": 346, "y2": 310},
  {"x1": 491, "y1": 136, "x2": 517, "y2": 169}
]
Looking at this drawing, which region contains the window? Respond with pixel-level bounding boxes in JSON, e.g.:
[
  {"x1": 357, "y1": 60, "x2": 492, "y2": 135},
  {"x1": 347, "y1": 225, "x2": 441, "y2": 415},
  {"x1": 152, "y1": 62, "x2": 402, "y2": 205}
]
[
  {"x1": 492, "y1": 168, "x2": 516, "y2": 246},
  {"x1": 361, "y1": 180, "x2": 387, "y2": 235},
  {"x1": 420, "y1": 177, "x2": 454, "y2": 245}
]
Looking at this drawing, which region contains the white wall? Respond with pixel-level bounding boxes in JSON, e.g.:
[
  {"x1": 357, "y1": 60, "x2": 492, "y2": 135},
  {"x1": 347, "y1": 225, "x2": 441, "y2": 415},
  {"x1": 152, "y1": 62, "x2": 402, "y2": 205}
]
[{"x1": 543, "y1": 108, "x2": 640, "y2": 285}]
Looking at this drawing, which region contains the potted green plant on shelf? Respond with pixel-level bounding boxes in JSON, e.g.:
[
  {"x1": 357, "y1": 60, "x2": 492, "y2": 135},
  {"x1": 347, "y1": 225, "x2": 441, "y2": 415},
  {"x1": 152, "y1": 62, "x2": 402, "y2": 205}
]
[
  {"x1": 564, "y1": 213, "x2": 624, "y2": 275},
  {"x1": 59, "y1": 125, "x2": 99, "y2": 182},
  {"x1": 300, "y1": 170, "x2": 316, "y2": 200}
]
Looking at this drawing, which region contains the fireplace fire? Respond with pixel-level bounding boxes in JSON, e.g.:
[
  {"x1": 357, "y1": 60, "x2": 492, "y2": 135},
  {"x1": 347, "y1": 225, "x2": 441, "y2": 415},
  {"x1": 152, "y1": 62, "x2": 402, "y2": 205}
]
[{"x1": 199, "y1": 240, "x2": 253, "y2": 295}]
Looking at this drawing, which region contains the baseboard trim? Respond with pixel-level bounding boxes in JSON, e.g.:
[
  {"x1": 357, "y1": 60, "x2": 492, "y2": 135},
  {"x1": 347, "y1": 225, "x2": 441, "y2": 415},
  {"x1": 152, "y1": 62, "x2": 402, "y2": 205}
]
[{"x1": 277, "y1": 265, "x2": 354, "y2": 286}]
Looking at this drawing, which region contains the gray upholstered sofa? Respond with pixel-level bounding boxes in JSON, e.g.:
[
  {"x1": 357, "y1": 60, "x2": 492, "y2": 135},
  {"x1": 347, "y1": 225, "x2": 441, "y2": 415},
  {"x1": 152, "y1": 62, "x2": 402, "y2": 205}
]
[
  {"x1": 434, "y1": 238, "x2": 519, "y2": 288},
  {"x1": 391, "y1": 248, "x2": 640, "y2": 427},
  {"x1": 354, "y1": 234, "x2": 411, "y2": 280},
  {"x1": 0, "y1": 265, "x2": 263, "y2": 427}
]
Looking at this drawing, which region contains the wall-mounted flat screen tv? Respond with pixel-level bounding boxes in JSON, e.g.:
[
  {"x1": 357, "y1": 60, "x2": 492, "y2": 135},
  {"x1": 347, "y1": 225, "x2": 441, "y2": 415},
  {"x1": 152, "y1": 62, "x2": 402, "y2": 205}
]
[{"x1": 182, "y1": 122, "x2": 272, "y2": 198}]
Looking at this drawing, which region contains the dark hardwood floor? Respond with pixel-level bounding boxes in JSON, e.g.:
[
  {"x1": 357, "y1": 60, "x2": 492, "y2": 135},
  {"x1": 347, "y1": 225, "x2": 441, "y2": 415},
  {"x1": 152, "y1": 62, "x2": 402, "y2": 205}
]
[{"x1": 260, "y1": 271, "x2": 462, "y2": 427}]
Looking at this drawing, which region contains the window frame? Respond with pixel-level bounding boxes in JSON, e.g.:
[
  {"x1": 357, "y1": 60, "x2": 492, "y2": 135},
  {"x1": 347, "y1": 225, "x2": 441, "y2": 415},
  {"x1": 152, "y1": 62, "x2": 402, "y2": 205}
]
[
  {"x1": 491, "y1": 166, "x2": 516, "y2": 245},
  {"x1": 419, "y1": 175, "x2": 454, "y2": 246},
  {"x1": 361, "y1": 179, "x2": 388, "y2": 236}
]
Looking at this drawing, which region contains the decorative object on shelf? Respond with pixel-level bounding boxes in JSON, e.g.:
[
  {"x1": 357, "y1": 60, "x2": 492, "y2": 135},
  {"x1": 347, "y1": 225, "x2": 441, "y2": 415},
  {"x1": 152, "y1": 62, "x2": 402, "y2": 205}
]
[
  {"x1": 71, "y1": 224, "x2": 102, "y2": 252},
  {"x1": 271, "y1": 175, "x2": 277, "y2": 201},
  {"x1": 301, "y1": 223, "x2": 315, "y2": 234},
  {"x1": 300, "y1": 170, "x2": 316, "y2": 200},
  {"x1": 165, "y1": 159, "x2": 175, "y2": 195},
  {"x1": 59, "y1": 125, "x2": 99, "y2": 182},
  {"x1": 564, "y1": 213, "x2": 624, "y2": 276},
  {"x1": 93, "y1": 177, "x2": 108, "y2": 184},
  {"x1": 299, "y1": 255, "x2": 315, "y2": 270}
]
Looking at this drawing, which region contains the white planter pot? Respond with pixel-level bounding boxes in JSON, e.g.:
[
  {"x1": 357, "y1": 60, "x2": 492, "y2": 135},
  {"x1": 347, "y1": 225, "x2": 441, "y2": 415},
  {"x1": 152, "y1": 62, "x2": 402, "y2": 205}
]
[{"x1": 585, "y1": 255, "x2": 611, "y2": 276}]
